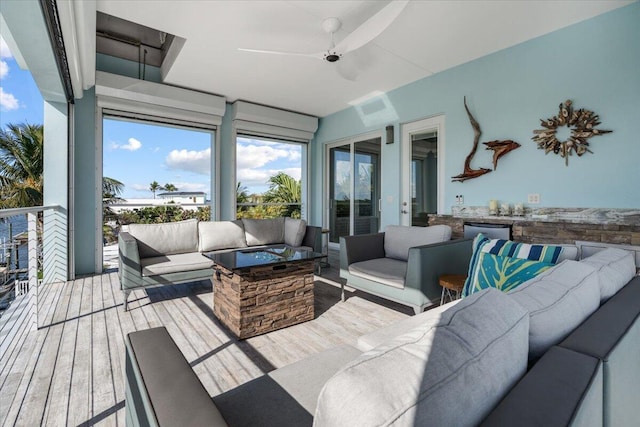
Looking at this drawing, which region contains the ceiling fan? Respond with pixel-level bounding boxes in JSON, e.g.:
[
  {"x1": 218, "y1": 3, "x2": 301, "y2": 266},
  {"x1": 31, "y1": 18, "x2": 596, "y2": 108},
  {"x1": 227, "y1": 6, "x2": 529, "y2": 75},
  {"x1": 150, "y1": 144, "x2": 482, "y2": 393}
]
[{"x1": 238, "y1": 1, "x2": 409, "y2": 70}]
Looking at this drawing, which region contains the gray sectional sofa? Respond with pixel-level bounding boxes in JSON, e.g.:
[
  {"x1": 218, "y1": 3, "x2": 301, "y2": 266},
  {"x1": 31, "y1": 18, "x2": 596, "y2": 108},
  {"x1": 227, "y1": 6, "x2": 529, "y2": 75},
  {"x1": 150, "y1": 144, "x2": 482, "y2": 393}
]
[
  {"x1": 124, "y1": 246, "x2": 640, "y2": 427},
  {"x1": 118, "y1": 218, "x2": 321, "y2": 310},
  {"x1": 340, "y1": 225, "x2": 455, "y2": 314}
]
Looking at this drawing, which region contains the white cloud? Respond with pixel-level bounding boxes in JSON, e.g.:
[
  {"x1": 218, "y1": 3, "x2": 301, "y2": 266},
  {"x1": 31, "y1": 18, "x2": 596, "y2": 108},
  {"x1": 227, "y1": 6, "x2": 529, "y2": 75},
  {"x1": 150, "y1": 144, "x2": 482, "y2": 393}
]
[
  {"x1": 0, "y1": 37, "x2": 12, "y2": 58},
  {"x1": 0, "y1": 60, "x2": 8, "y2": 79},
  {"x1": 172, "y1": 182, "x2": 209, "y2": 193},
  {"x1": 237, "y1": 167, "x2": 302, "y2": 189},
  {"x1": 130, "y1": 183, "x2": 150, "y2": 192},
  {"x1": 236, "y1": 144, "x2": 291, "y2": 169},
  {"x1": 111, "y1": 137, "x2": 142, "y2": 151},
  {"x1": 0, "y1": 87, "x2": 19, "y2": 111},
  {"x1": 165, "y1": 148, "x2": 210, "y2": 175}
]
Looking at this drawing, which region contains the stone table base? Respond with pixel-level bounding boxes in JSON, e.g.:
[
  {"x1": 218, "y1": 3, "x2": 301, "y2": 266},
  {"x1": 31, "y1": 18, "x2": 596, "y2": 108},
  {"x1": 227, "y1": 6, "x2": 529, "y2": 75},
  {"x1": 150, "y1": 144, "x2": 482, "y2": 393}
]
[{"x1": 213, "y1": 260, "x2": 315, "y2": 339}]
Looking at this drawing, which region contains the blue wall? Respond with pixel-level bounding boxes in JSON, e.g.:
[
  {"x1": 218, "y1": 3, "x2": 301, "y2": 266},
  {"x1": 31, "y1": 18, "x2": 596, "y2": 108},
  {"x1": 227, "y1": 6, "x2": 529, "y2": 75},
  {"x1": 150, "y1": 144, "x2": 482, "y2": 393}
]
[{"x1": 310, "y1": 3, "x2": 640, "y2": 227}]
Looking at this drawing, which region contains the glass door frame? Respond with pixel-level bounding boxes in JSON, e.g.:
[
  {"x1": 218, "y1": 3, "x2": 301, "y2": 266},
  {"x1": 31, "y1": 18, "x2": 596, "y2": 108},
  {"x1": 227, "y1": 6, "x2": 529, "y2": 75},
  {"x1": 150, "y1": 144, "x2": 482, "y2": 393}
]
[
  {"x1": 324, "y1": 130, "x2": 383, "y2": 249},
  {"x1": 400, "y1": 115, "x2": 446, "y2": 225}
]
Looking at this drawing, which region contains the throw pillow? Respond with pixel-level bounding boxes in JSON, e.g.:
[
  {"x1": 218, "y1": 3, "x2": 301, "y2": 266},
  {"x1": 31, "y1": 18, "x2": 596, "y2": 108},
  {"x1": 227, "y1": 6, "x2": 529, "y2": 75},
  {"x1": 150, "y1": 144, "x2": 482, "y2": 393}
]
[
  {"x1": 466, "y1": 252, "x2": 554, "y2": 295},
  {"x1": 284, "y1": 217, "x2": 307, "y2": 247},
  {"x1": 462, "y1": 233, "x2": 566, "y2": 297}
]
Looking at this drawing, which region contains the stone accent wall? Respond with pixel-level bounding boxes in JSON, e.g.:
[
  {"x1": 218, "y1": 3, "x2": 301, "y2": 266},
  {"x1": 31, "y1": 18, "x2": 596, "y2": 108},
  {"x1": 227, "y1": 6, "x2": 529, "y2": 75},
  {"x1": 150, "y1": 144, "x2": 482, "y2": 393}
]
[
  {"x1": 428, "y1": 215, "x2": 640, "y2": 246},
  {"x1": 213, "y1": 261, "x2": 315, "y2": 339}
]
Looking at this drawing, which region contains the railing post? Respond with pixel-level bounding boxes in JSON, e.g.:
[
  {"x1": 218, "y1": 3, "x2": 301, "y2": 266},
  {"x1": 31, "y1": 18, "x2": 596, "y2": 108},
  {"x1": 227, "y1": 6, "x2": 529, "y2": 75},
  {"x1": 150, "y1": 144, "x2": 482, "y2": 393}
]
[{"x1": 28, "y1": 212, "x2": 38, "y2": 330}]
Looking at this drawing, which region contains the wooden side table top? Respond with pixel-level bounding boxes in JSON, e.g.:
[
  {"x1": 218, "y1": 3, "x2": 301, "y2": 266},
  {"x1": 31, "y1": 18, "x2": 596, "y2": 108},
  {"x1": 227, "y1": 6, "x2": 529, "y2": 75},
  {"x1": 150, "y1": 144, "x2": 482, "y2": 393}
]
[{"x1": 439, "y1": 274, "x2": 466, "y2": 292}]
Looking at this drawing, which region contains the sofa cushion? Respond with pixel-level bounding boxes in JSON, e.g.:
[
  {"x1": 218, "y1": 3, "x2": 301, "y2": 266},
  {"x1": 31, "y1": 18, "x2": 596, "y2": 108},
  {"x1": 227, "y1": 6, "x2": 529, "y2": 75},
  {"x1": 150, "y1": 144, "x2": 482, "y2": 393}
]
[
  {"x1": 348, "y1": 258, "x2": 407, "y2": 289},
  {"x1": 509, "y1": 260, "x2": 600, "y2": 361},
  {"x1": 466, "y1": 252, "x2": 555, "y2": 296},
  {"x1": 579, "y1": 248, "x2": 636, "y2": 303},
  {"x1": 140, "y1": 252, "x2": 214, "y2": 276},
  {"x1": 128, "y1": 219, "x2": 199, "y2": 258},
  {"x1": 314, "y1": 288, "x2": 529, "y2": 427},
  {"x1": 284, "y1": 217, "x2": 307, "y2": 247},
  {"x1": 463, "y1": 233, "x2": 570, "y2": 297},
  {"x1": 242, "y1": 218, "x2": 285, "y2": 246},
  {"x1": 357, "y1": 299, "x2": 461, "y2": 352},
  {"x1": 198, "y1": 220, "x2": 247, "y2": 252},
  {"x1": 383, "y1": 225, "x2": 451, "y2": 261}
]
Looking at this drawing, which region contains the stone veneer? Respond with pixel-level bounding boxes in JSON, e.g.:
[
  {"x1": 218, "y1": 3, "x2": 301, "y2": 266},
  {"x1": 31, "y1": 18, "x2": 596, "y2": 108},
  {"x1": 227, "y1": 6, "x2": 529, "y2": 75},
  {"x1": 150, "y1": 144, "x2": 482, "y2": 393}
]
[
  {"x1": 213, "y1": 260, "x2": 315, "y2": 339},
  {"x1": 428, "y1": 207, "x2": 640, "y2": 246}
]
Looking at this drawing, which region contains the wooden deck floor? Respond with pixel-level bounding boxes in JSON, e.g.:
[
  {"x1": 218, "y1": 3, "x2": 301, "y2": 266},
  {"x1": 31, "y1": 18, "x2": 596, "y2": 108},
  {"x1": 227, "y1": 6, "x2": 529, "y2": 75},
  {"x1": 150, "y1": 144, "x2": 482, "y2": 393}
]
[{"x1": 0, "y1": 251, "x2": 410, "y2": 426}]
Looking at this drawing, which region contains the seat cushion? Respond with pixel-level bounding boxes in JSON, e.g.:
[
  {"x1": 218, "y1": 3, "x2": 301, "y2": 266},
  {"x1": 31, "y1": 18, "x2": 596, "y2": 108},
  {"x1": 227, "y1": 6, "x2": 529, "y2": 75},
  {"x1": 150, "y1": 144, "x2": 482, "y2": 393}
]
[
  {"x1": 348, "y1": 258, "x2": 407, "y2": 289},
  {"x1": 357, "y1": 299, "x2": 461, "y2": 352},
  {"x1": 284, "y1": 217, "x2": 307, "y2": 247},
  {"x1": 198, "y1": 220, "x2": 247, "y2": 252},
  {"x1": 463, "y1": 233, "x2": 571, "y2": 297},
  {"x1": 242, "y1": 218, "x2": 285, "y2": 246},
  {"x1": 314, "y1": 288, "x2": 529, "y2": 427},
  {"x1": 579, "y1": 248, "x2": 636, "y2": 302},
  {"x1": 383, "y1": 225, "x2": 451, "y2": 261},
  {"x1": 140, "y1": 252, "x2": 214, "y2": 276},
  {"x1": 128, "y1": 219, "x2": 199, "y2": 258},
  {"x1": 509, "y1": 260, "x2": 600, "y2": 361}
]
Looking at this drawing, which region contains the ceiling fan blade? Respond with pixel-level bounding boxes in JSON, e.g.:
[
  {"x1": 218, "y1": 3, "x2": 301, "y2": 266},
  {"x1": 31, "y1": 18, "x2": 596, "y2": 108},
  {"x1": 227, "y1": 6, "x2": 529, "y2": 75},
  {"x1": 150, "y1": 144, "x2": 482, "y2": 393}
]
[
  {"x1": 334, "y1": 0, "x2": 409, "y2": 55},
  {"x1": 238, "y1": 48, "x2": 323, "y2": 59}
]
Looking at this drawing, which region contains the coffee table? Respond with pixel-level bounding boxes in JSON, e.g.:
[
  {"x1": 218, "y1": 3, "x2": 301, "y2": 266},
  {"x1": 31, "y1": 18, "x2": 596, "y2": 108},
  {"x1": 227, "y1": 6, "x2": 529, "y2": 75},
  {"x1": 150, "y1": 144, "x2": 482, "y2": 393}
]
[{"x1": 204, "y1": 246, "x2": 324, "y2": 339}]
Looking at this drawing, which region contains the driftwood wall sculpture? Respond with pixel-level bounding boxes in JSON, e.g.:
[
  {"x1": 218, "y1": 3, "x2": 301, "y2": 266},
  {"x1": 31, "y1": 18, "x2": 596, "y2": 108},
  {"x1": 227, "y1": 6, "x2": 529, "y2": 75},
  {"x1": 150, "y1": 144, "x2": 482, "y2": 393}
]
[
  {"x1": 532, "y1": 100, "x2": 611, "y2": 166},
  {"x1": 452, "y1": 97, "x2": 521, "y2": 182}
]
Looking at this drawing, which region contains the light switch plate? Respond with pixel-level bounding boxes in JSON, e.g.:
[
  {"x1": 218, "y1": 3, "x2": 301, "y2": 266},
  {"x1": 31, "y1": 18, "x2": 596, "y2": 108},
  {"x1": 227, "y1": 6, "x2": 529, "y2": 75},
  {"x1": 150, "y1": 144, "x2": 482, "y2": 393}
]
[{"x1": 527, "y1": 193, "x2": 540, "y2": 204}]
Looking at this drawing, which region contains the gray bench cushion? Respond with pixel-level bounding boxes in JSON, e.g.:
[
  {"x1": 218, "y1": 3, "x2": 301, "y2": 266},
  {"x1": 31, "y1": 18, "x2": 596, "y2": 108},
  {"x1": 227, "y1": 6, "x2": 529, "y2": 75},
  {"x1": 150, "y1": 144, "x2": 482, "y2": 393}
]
[
  {"x1": 348, "y1": 257, "x2": 407, "y2": 289},
  {"x1": 129, "y1": 219, "x2": 199, "y2": 258},
  {"x1": 384, "y1": 225, "x2": 451, "y2": 261},
  {"x1": 141, "y1": 252, "x2": 214, "y2": 276},
  {"x1": 315, "y1": 289, "x2": 529, "y2": 426},
  {"x1": 198, "y1": 220, "x2": 247, "y2": 252},
  {"x1": 126, "y1": 327, "x2": 227, "y2": 427},
  {"x1": 213, "y1": 344, "x2": 361, "y2": 427},
  {"x1": 481, "y1": 346, "x2": 603, "y2": 427},
  {"x1": 242, "y1": 218, "x2": 285, "y2": 246},
  {"x1": 509, "y1": 260, "x2": 600, "y2": 361},
  {"x1": 284, "y1": 217, "x2": 307, "y2": 247},
  {"x1": 580, "y1": 248, "x2": 636, "y2": 302}
]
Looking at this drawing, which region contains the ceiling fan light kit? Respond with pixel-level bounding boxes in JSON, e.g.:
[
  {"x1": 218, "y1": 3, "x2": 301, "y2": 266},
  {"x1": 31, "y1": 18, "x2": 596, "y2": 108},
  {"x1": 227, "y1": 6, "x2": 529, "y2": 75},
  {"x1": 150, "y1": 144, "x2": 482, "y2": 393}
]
[{"x1": 238, "y1": 1, "x2": 409, "y2": 67}]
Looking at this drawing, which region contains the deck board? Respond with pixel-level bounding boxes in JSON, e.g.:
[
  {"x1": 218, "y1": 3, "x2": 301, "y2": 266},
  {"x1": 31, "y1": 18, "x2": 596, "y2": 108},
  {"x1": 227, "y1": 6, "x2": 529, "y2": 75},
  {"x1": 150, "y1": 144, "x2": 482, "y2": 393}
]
[{"x1": 0, "y1": 250, "x2": 412, "y2": 426}]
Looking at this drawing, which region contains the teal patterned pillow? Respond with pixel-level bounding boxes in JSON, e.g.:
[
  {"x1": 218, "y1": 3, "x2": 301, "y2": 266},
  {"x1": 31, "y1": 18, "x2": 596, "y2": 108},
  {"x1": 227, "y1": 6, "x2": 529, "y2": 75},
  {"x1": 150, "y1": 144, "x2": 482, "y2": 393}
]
[
  {"x1": 462, "y1": 233, "x2": 566, "y2": 297},
  {"x1": 465, "y1": 252, "x2": 554, "y2": 295}
]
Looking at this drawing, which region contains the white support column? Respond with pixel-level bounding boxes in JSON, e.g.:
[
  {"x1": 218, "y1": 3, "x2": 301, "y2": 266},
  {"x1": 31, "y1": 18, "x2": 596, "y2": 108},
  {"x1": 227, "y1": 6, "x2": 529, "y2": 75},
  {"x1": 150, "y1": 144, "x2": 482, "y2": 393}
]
[{"x1": 27, "y1": 212, "x2": 38, "y2": 330}]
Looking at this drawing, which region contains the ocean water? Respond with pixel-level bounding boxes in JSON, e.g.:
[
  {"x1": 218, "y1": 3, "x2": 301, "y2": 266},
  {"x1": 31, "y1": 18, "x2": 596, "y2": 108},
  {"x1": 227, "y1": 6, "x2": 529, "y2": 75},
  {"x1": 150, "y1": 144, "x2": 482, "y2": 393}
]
[{"x1": 0, "y1": 215, "x2": 28, "y2": 269}]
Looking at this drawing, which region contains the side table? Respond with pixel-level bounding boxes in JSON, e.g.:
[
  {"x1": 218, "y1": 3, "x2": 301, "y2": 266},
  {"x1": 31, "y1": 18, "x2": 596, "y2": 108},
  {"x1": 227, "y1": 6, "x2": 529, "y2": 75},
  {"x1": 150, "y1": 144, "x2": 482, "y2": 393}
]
[{"x1": 439, "y1": 274, "x2": 466, "y2": 305}]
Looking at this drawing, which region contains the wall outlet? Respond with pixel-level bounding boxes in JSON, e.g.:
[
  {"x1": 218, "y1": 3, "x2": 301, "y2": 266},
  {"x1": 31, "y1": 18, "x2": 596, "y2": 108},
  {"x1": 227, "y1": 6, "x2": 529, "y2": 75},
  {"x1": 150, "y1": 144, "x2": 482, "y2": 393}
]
[{"x1": 527, "y1": 193, "x2": 540, "y2": 204}]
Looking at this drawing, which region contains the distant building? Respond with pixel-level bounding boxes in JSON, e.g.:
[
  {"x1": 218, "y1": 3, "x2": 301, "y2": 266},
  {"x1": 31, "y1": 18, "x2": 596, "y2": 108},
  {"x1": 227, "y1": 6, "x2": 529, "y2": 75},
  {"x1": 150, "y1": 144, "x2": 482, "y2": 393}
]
[{"x1": 109, "y1": 191, "x2": 208, "y2": 213}]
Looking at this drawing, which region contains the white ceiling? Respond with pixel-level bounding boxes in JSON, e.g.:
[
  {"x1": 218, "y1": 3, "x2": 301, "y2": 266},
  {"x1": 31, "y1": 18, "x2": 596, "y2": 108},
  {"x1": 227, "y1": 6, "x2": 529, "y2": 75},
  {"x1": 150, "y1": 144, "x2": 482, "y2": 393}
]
[{"x1": 95, "y1": 0, "x2": 633, "y2": 118}]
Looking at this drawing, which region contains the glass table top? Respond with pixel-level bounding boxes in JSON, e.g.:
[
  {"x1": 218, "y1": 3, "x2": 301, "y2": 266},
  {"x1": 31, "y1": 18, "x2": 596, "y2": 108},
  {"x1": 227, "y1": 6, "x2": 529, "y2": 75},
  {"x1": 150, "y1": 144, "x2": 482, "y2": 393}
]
[{"x1": 204, "y1": 245, "x2": 323, "y2": 271}]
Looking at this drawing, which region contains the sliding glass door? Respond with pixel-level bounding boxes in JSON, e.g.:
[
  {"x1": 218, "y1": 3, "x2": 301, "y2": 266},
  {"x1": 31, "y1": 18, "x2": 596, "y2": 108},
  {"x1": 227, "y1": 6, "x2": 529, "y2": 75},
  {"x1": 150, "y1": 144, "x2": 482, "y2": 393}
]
[{"x1": 327, "y1": 135, "x2": 381, "y2": 246}]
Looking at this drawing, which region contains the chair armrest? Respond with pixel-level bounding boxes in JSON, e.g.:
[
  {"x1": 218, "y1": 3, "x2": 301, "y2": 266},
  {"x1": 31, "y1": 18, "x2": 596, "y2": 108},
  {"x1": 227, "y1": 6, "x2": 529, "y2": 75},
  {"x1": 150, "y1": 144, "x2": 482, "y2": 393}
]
[
  {"x1": 118, "y1": 231, "x2": 143, "y2": 290},
  {"x1": 404, "y1": 238, "x2": 473, "y2": 300},
  {"x1": 340, "y1": 233, "x2": 386, "y2": 270},
  {"x1": 126, "y1": 327, "x2": 228, "y2": 427},
  {"x1": 302, "y1": 225, "x2": 322, "y2": 253}
]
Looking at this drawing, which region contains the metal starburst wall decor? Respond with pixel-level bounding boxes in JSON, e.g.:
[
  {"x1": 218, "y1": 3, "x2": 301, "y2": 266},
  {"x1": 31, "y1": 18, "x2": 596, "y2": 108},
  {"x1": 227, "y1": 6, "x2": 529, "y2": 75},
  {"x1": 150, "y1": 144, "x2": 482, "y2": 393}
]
[{"x1": 532, "y1": 100, "x2": 612, "y2": 166}]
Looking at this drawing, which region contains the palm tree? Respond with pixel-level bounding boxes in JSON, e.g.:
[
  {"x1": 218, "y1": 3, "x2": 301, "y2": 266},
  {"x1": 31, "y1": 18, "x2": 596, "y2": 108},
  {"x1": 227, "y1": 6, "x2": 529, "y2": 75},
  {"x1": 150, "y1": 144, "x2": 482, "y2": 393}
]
[
  {"x1": 263, "y1": 172, "x2": 301, "y2": 218},
  {"x1": 236, "y1": 182, "x2": 249, "y2": 205},
  {"x1": 149, "y1": 181, "x2": 162, "y2": 198},
  {"x1": 0, "y1": 123, "x2": 44, "y2": 208},
  {"x1": 163, "y1": 183, "x2": 178, "y2": 192},
  {"x1": 103, "y1": 177, "x2": 124, "y2": 222}
]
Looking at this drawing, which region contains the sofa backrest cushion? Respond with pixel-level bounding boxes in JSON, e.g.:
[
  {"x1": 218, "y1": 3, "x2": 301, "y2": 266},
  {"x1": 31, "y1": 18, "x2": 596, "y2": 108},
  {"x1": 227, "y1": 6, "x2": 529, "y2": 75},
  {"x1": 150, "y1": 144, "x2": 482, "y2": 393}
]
[
  {"x1": 383, "y1": 225, "x2": 451, "y2": 261},
  {"x1": 198, "y1": 220, "x2": 247, "y2": 252},
  {"x1": 509, "y1": 260, "x2": 600, "y2": 362},
  {"x1": 242, "y1": 218, "x2": 285, "y2": 246},
  {"x1": 314, "y1": 288, "x2": 529, "y2": 427},
  {"x1": 284, "y1": 217, "x2": 307, "y2": 247},
  {"x1": 128, "y1": 219, "x2": 199, "y2": 258},
  {"x1": 579, "y1": 248, "x2": 636, "y2": 303}
]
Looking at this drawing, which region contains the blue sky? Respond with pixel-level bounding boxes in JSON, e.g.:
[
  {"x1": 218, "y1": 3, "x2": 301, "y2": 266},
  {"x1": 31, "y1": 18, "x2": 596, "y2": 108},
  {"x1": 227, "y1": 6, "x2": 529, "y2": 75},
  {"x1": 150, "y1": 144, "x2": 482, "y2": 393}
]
[{"x1": 1, "y1": 36, "x2": 301, "y2": 200}]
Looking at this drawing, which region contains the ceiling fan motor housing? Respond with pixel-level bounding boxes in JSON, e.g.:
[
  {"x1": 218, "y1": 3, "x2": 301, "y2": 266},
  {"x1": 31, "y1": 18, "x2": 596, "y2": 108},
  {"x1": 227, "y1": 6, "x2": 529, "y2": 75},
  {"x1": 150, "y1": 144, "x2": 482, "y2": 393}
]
[{"x1": 324, "y1": 53, "x2": 341, "y2": 62}]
